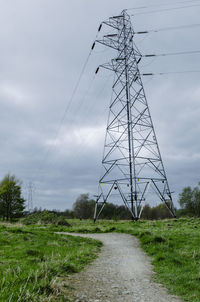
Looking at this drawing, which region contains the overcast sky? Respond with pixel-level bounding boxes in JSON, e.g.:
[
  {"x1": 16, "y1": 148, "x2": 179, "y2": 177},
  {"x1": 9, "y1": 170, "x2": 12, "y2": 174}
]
[{"x1": 0, "y1": 0, "x2": 200, "y2": 210}]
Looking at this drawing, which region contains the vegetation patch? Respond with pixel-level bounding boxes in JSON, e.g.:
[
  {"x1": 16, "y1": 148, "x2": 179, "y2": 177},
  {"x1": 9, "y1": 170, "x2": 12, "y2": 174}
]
[
  {"x1": 1, "y1": 217, "x2": 200, "y2": 301},
  {"x1": 22, "y1": 211, "x2": 71, "y2": 226},
  {"x1": 0, "y1": 224, "x2": 102, "y2": 301},
  {"x1": 61, "y1": 218, "x2": 200, "y2": 302}
]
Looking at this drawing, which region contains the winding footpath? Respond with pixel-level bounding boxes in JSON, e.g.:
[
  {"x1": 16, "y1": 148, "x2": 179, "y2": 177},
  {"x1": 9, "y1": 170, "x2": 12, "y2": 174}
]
[{"x1": 62, "y1": 233, "x2": 183, "y2": 302}]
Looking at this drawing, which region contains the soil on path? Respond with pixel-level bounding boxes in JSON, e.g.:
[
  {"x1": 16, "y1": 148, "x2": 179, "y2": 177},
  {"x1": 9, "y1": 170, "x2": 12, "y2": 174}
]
[{"x1": 62, "y1": 233, "x2": 183, "y2": 302}]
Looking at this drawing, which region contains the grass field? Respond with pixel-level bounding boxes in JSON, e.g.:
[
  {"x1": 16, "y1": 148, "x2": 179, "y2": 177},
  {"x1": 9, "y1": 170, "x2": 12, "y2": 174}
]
[
  {"x1": 1, "y1": 218, "x2": 200, "y2": 301},
  {"x1": 0, "y1": 224, "x2": 102, "y2": 301},
  {"x1": 60, "y1": 218, "x2": 200, "y2": 302}
]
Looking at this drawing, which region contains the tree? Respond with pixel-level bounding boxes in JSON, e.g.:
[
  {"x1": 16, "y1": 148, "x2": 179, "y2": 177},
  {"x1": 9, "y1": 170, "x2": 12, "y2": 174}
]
[
  {"x1": 62, "y1": 209, "x2": 74, "y2": 219},
  {"x1": 100, "y1": 203, "x2": 132, "y2": 220},
  {"x1": 141, "y1": 203, "x2": 171, "y2": 220},
  {"x1": 0, "y1": 174, "x2": 25, "y2": 221},
  {"x1": 100, "y1": 202, "x2": 117, "y2": 219},
  {"x1": 73, "y1": 194, "x2": 95, "y2": 219},
  {"x1": 152, "y1": 203, "x2": 171, "y2": 220},
  {"x1": 115, "y1": 205, "x2": 132, "y2": 220},
  {"x1": 179, "y1": 183, "x2": 200, "y2": 217},
  {"x1": 141, "y1": 204, "x2": 152, "y2": 220}
]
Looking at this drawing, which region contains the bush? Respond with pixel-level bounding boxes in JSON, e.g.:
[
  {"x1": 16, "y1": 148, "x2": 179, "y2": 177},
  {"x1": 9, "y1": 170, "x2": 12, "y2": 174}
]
[{"x1": 22, "y1": 211, "x2": 71, "y2": 226}]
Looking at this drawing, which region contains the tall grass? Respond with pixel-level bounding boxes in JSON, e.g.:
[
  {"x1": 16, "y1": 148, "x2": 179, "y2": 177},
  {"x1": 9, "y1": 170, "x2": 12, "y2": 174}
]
[{"x1": 0, "y1": 224, "x2": 102, "y2": 301}]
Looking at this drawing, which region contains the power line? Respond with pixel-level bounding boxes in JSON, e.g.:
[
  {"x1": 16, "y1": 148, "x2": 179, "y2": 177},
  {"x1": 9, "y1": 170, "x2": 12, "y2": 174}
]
[
  {"x1": 32, "y1": 44, "x2": 97, "y2": 181},
  {"x1": 27, "y1": 181, "x2": 35, "y2": 211},
  {"x1": 143, "y1": 50, "x2": 200, "y2": 58},
  {"x1": 142, "y1": 70, "x2": 200, "y2": 76},
  {"x1": 130, "y1": 4, "x2": 200, "y2": 16},
  {"x1": 71, "y1": 73, "x2": 97, "y2": 115},
  {"x1": 46, "y1": 74, "x2": 114, "y2": 174},
  {"x1": 135, "y1": 23, "x2": 200, "y2": 34},
  {"x1": 32, "y1": 27, "x2": 107, "y2": 181},
  {"x1": 127, "y1": 0, "x2": 200, "y2": 11},
  {"x1": 44, "y1": 77, "x2": 115, "y2": 179},
  {"x1": 50, "y1": 51, "x2": 92, "y2": 141},
  {"x1": 39, "y1": 73, "x2": 98, "y2": 173}
]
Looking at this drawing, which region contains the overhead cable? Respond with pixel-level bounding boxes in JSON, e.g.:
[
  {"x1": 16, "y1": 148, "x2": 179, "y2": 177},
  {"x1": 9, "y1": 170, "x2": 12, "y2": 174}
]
[
  {"x1": 135, "y1": 23, "x2": 200, "y2": 34},
  {"x1": 127, "y1": 0, "x2": 200, "y2": 11},
  {"x1": 143, "y1": 50, "x2": 200, "y2": 58},
  {"x1": 130, "y1": 4, "x2": 200, "y2": 16},
  {"x1": 32, "y1": 30, "x2": 100, "y2": 181},
  {"x1": 142, "y1": 70, "x2": 200, "y2": 76}
]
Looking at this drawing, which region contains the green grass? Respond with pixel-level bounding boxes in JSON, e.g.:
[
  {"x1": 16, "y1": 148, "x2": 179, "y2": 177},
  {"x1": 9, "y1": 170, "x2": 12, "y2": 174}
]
[
  {"x1": 54, "y1": 218, "x2": 200, "y2": 302},
  {"x1": 2, "y1": 218, "x2": 200, "y2": 301},
  {"x1": 0, "y1": 224, "x2": 102, "y2": 301}
]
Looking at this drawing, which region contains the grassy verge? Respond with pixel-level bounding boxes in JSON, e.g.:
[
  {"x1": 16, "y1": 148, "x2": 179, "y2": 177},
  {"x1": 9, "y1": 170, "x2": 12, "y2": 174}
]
[
  {"x1": 0, "y1": 224, "x2": 102, "y2": 301},
  {"x1": 2, "y1": 218, "x2": 200, "y2": 301},
  {"x1": 51, "y1": 218, "x2": 200, "y2": 302}
]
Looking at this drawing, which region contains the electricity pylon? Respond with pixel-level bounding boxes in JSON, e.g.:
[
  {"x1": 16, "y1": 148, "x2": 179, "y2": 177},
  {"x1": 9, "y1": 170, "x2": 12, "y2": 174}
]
[
  {"x1": 27, "y1": 181, "x2": 34, "y2": 211},
  {"x1": 94, "y1": 10, "x2": 176, "y2": 221}
]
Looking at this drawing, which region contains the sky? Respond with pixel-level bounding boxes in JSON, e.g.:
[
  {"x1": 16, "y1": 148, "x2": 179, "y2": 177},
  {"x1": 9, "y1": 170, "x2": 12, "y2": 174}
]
[{"x1": 0, "y1": 0, "x2": 200, "y2": 210}]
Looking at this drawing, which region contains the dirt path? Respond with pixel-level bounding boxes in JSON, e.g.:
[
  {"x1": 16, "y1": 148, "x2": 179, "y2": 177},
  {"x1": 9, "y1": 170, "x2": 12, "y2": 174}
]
[{"x1": 62, "y1": 233, "x2": 182, "y2": 302}]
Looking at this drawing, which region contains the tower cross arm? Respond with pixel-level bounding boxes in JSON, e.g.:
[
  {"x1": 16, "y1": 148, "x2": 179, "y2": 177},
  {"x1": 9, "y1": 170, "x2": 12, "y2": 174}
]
[{"x1": 96, "y1": 38, "x2": 119, "y2": 51}]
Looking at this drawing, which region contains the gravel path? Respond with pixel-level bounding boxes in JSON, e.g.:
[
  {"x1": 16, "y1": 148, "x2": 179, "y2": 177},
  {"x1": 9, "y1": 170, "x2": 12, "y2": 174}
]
[{"x1": 62, "y1": 233, "x2": 182, "y2": 302}]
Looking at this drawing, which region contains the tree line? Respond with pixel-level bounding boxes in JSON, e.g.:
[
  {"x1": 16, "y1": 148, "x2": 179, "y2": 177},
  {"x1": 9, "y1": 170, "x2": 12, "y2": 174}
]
[
  {"x1": 0, "y1": 173, "x2": 200, "y2": 221},
  {"x1": 55, "y1": 183, "x2": 200, "y2": 220},
  {"x1": 72, "y1": 193, "x2": 172, "y2": 220}
]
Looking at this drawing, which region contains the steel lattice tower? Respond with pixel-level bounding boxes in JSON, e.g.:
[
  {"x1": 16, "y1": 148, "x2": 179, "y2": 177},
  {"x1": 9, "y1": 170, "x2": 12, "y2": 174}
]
[
  {"x1": 94, "y1": 10, "x2": 176, "y2": 221},
  {"x1": 27, "y1": 181, "x2": 34, "y2": 212}
]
